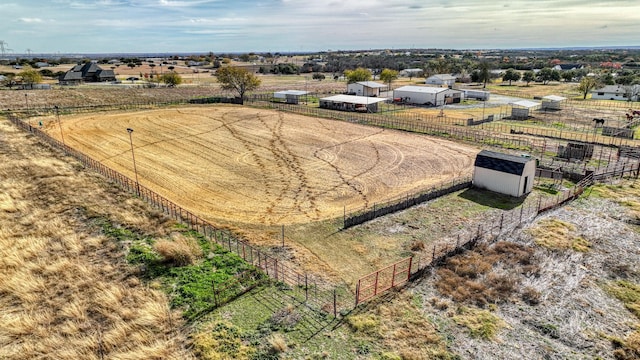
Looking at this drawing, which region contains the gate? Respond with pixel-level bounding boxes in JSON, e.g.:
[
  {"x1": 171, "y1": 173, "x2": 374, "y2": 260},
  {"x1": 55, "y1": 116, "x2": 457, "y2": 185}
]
[{"x1": 355, "y1": 257, "x2": 413, "y2": 305}]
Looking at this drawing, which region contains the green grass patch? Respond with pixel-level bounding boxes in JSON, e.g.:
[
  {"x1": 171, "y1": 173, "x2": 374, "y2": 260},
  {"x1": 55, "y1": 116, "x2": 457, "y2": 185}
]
[
  {"x1": 98, "y1": 218, "x2": 264, "y2": 321},
  {"x1": 452, "y1": 306, "x2": 506, "y2": 340},
  {"x1": 604, "y1": 280, "x2": 640, "y2": 319}
]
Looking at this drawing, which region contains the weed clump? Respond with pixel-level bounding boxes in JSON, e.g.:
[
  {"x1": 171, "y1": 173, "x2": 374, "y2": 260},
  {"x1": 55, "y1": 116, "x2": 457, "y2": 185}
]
[
  {"x1": 154, "y1": 235, "x2": 202, "y2": 266},
  {"x1": 452, "y1": 306, "x2": 506, "y2": 340},
  {"x1": 528, "y1": 219, "x2": 591, "y2": 252}
]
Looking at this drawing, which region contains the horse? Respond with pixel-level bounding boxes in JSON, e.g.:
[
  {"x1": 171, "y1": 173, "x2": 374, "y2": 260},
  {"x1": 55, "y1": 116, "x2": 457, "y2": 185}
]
[
  {"x1": 626, "y1": 113, "x2": 634, "y2": 121},
  {"x1": 592, "y1": 118, "x2": 605, "y2": 127},
  {"x1": 633, "y1": 110, "x2": 640, "y2": 116}
]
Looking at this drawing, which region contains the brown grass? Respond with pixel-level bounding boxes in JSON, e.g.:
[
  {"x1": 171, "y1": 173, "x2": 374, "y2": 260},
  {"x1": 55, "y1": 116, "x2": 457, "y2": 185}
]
[
  {"x1": 0, "y1": 119, "x2": 193, "y2": 359},
  {"x1": 154, "y1": 234, "x2": 203, "y2": 266},
  {"x1": 435, "y1": 242, "x2": 539, "y2": 306}
]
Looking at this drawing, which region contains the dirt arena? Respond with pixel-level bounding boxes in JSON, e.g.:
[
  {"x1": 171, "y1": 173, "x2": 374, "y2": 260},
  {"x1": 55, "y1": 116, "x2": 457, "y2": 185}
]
[{"x1": 42, "y1": 106, "x2": 478, "y2": 226}]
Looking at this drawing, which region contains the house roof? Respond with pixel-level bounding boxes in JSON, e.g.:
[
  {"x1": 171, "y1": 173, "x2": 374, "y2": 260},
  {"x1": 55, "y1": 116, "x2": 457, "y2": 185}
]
[
  {"x1": 510, "y1": 100, "x2": 540, "y2": 108},
  {"x1": 542, "y1": 95, "x2": 567, "y2": 102},
  {"x1": 394, "y1": 86, "x2": 448, "y2": 94},
  {"x1": 474, "y1": 150, "x2": 533, "y2": 176},
  {"x1": 555, "y1": 64, "x2": 583, "y2": 70},
  {"x1": 320, "y1": 95, "x2": 388, "y2": 105},
  {"x1": 427, "y1": 74, "x2": 457, "y2": 81},
  {"x1": 355, "y1": 81, "x2": 387, "y2": 88}
]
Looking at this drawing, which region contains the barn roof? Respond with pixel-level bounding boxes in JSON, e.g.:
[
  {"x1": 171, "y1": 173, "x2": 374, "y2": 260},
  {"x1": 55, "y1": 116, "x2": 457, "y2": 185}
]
[
  {"x1": 474, "y1": 150, "x2": 533, "y2": 176},
  {"x1": 320, "y1": 95, "x2": 388, "y2": 105},
  {"x1": 355, "y1": 81, "x2": 387, "y2": 88},
  {"x1": 427, "y1": 74, "x2": 457, "y2": 81},
  {"x1": 394, "y1": 85, "x2": 448, "y2": 94}
]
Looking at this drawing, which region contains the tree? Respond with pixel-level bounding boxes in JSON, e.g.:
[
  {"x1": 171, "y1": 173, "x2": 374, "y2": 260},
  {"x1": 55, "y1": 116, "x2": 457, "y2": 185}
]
[
  {"x1": 477, "y1": 61, "x2": 491, "y2": 88},
  {"x1": 522, "y1": 71, "x2": 535, "y2": 86},
  {"x1": 18, "y1": 69, "x2": 42, "y2": 89},
  {"x1": 160, "y1": 72, "x2": 182, "y2": 87},
  {"x1": 561, "y1": 70, "x2": 575, "y2": 83},
  {"x1": 1, "y1": 73, "x2": 16, "y2": 89},
  {"x1": 577, "y1": 77, "x2": 598, "y2": 99},
  {"x1": 379, "y1": 68, "x2": 399, "y2": 90},
  {"x1": 502, "y1": 68, "x2": 520, "y2": 86},
  {"x1": 538, "y1": 68, "x2": 561, "y2": 85},
  {"x1": 215, "y1": 66, "x2": 261, "y2": 104},
  {"x1": 344, "y1": 67, "x2": 372, "y2": 83}
]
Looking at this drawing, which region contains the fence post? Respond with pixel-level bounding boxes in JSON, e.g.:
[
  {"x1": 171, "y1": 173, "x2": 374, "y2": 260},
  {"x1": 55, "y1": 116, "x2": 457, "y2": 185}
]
[
  {"x1": 333, "y1": 289, "x2": 337, "y2": 318},
  {"x1": 305, "y1": 274, "x2": 308, "y2": 302},
  {"x1": 355, "y1": 281, "x2": 360, "y2": 307},
  {"x1": 499, "y1": 213, "x2": 504, "y2": 232}
]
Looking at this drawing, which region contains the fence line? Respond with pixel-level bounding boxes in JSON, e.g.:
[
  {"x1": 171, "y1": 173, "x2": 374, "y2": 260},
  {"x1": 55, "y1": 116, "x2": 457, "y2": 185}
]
[
  {"x1": 5, "y1": 113, "x2": 354, "y2": 318},
  {"x1": 344, "y1": 176, "x2": 472, "y2": 228}
]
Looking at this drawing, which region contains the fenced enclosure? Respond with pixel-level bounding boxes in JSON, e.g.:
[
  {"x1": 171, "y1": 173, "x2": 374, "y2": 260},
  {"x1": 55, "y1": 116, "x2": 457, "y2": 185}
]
[
  {"x1": 344, "y1": 176, "x2": 472, "y2": 228},
  {"x1": 5, "y1": 113, "x2": 354, "y2": 318}
]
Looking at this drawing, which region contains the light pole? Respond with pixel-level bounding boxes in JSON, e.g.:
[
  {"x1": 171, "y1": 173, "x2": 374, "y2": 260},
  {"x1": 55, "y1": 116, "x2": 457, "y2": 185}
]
[
  {"x1": 54, "y1": 105, "x2": 65, "y2": 146},
  {"x1": 126, "y1": 128, "x2": 140, "y2": 196},
  {"x1": 24, "y1": 93, "x2": 29, "y2": 116}
]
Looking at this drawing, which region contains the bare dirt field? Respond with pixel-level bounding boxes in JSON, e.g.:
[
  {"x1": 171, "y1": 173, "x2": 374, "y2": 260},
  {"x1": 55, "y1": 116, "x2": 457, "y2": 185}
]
[{"x1": 42, "y1": 105, "x2": 477, "y2": 227}]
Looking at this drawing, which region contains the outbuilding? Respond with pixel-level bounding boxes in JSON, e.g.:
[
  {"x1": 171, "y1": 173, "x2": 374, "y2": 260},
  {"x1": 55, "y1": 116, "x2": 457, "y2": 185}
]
[
  {"x1": 347, "y1": 81, "x2": 387, "y2": 97},
  {"x1": 425, "y1": 74, "x2": 457, "y2": 87},
  {"x1": 393, "y1": 86, "x2": 461, "y2": 106},
  {"x1": 541, "y1": 95, "x2": 567, "y2": 110},
  {"x1": 473, "y1": 150, "x2": 536, "y2": 197},
  {"x1": 273, "y1": 90, "x2": 309, "y2": 104},
  {"x1": 319, "y1": 94, "x2": 388, "y2": 113},
  {"x1": 510, "y1": 100, "x2": 540, "y2": 120}
]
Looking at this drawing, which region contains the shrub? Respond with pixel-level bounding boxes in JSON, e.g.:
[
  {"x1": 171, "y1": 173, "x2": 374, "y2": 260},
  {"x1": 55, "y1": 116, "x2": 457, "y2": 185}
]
[
  {"x1": 346, "y1": 313, "x2": 379, "y2": 334},
  {"x1": 269, "y1": 304, "x2": 301, "y2": 331},
  {"x1": 153, "y1": 235, "x2": 202, "y2": 266},
  {"x1": 268, "y1": 333, "x2": 288, "y2": 354},
  {"x1": 452, "y1": 306, "x2": 506, "y2": 340}
]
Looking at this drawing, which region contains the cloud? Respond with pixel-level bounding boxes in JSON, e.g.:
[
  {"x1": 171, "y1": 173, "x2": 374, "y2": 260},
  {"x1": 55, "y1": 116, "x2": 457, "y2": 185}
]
[{"x1": 19, "y1": 18, "x2": 44, "y2": 23}]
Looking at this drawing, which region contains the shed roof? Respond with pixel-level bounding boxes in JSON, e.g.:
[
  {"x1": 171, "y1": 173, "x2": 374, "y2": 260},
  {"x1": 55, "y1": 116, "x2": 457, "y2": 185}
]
[
  {"x1": 510, "y1": 100, "x2": 540, "y2": 108},
  {"x1": 355, "y1": 81, "x2": 387, "y2": 88},
  {"x1": 320, "y1": 95, "x2": 388, "y2": 105},
  {"x1": 394, "y1": 86, "x2": 448, "y2": 94},
  {"x1": 542, "y1": 95, "x2": 567, "y2": 102},
  {"x1": 274, "y1": 90, "x2": 309, "y2": 97},
  {"x1": 427, "y1": 74, "x2": 457, "y2": 81},
  {"x1": 474, "y1": 150, "x2": 533, "y2": 176}
]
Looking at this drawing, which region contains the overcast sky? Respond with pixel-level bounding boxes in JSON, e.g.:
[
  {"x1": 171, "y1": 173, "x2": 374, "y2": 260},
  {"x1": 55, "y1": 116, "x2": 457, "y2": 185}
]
[{"x1": 1, "y1": 0, "x2": 639, "y2": 54}]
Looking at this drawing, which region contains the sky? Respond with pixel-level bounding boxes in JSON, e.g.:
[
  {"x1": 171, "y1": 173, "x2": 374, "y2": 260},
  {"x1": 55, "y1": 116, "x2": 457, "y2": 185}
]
[{"x1": 1, "y1": 0, "x2": 639, "y2": 54}]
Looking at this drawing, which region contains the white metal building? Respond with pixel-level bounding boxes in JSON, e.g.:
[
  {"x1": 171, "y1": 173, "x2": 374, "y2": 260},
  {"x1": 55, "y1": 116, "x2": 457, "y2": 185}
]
[
  {"x1": 510, "y1": 100, "x2": 541, "y2": 120},
  {"x1": 461, "y1": 89, "x2": 490, "y2": 101},
  {"x1": 273, "y1": 90, "x2": 309, "y2": 104},
  {"x1": 541, "y1": 95, "x2": 567, "y2": 110},
  {"x1": 393, "y1": 86, "x2": 461, "y2": 106},
  {"x1": 473, "y1": 150, "x2": 536, "y2": 197},
  {"x1": 591, "y1": 84, "x2": 640, "y2": 101},
  {"x1": 319, "y1": 94, "x2": 388, "y2": 113},
  {"x1": 425, "y1": 74, "x2": 457, "y2": 87},
  {"x1": 347, "y1": 81, "x2": 387, "y2": 97}
]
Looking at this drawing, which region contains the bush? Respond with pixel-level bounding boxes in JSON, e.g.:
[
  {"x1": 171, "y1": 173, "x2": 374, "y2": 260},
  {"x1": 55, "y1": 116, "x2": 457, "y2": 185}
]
[
  {"x1": 268, "y1": 333, "x2": 288, "y2": 354},
  {"x1": 346, "y1": 313, "x2": 379, "y2": 334},
  {"x1": 154, "y1": 236, "x2": 202, "y2": 266}
]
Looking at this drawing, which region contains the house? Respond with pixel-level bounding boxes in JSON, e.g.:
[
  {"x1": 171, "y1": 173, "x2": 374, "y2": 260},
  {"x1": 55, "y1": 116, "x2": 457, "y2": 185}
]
[
  {"x1": 347, "y1": 81, "x2": 387, "y2": 97},
  {"x1": 473, "y1": 150, "x2": 536, "y2": 197},
  {"x1": 552, "y1": 64, "x2": 583, "y2": 71},
  {"x1": 59, "y1": 63, "x2": 116, "y2": 84},
  {"x1": 273, "y1": 90, "x2": 309, "y2": 104},
  {"x1": 319, "y1": 94, "x2": 388, "y2": 113},
  {"x1": 425, "y1": 74, "x2": 457, "y2": 87},
  {"x1": 591, "y1": 84, "x2": 640, "y2": 101},
  {"x1": 393, "y1": 86, "x2": 461, "y2": 106},
  {"x1": 541, "y1": 95, "x2": 567, "y2": 110},
  {"x1": 510, "y1": 100, "x2": 540, "y2": 119},
  {"x1": 34, "y1": 62, "x2": 49, "y2": 68}
]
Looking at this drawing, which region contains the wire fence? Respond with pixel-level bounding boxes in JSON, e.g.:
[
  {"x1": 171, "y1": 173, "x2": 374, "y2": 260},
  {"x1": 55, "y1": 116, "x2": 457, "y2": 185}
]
[{"x1": 5, "y1": 113, "x2": 355, "y2": 318}]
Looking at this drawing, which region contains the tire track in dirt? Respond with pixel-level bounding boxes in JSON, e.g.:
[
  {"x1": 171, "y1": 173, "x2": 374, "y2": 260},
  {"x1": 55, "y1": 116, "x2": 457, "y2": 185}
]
[
  {"x1": 312, "y1": 128, "x2": 387, "y2": 208},
  {"x1": 259, "y1": 112, "x2": 320, "y2": 223}
]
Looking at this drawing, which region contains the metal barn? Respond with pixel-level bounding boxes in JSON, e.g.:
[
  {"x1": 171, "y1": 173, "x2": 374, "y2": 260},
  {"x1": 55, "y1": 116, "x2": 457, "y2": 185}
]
[{"x1": 473, "y1": 150, "x2": 537, "y2": 197}]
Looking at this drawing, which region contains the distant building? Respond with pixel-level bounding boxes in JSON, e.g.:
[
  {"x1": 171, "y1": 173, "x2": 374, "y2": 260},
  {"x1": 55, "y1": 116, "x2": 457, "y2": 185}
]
[
  {"x1": 347, "y1": 81, "x2": 387, "y2": 97},
  {"x1": 393, "y1": 86, "x2": 461, "y2": 106},
  {"x1": 399, "y1": 68, "x2": 424, "y2": 77},
  {"x1": 273, "y1": 90, "x2": 309, "y2": 104},
  {"x1": 59, "y1": 63, "x2": 116, "y2": 85},
  {"x1": 591, "y1": 84, "x2": 640, "y2": 101},
  {"x1": 319, "y1": 95, "x2": 388, "y2": 113},
  {"x1": 473, "y1": 150, "x2": 536, "y2": 197},
  {"x1": 552, "y1": 64, "x2": 583, "y2": 71},
  {"x1": 425, "y1": 74, "x2": 457, "y2": 87}
]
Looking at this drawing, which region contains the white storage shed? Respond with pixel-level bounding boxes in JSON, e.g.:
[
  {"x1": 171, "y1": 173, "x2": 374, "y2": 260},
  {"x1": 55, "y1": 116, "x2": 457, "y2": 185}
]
[
  {"x1": 319, "y1": 95, "x2": 388, "y2": 113},
  {"x1": 393, "y1": 86, "x2": 448, "y2": 106},
  {"x1": 347, "y1": 81, "x2": 387, "y2": 97},
  {"x1": 473, "y1": 150, "x2": 536, "y2": 197},
  {"x1": 541, "y1": 95, "x2": 567, "y2": 110},
  {"x1": 510, "y1": 100, "x2": 540, "y2": 120},
  {"x1": 274, "y1": 90, "x2": 309, "y2": 104}
]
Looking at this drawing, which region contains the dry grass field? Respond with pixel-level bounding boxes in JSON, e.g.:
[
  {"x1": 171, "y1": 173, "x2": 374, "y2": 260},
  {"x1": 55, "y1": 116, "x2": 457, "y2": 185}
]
[
  {"x1": 41, "y1": 106, "x2": 477, "y2": 227},
  {"x1": 0, "y1": 119, "x2": 193, "y2": 359}
]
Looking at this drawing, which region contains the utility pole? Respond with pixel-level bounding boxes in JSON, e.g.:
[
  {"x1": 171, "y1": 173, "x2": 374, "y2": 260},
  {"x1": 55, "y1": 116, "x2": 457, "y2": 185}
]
[{"x1": 55, "y1": 105, "x2": 65, "y2": 146}]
